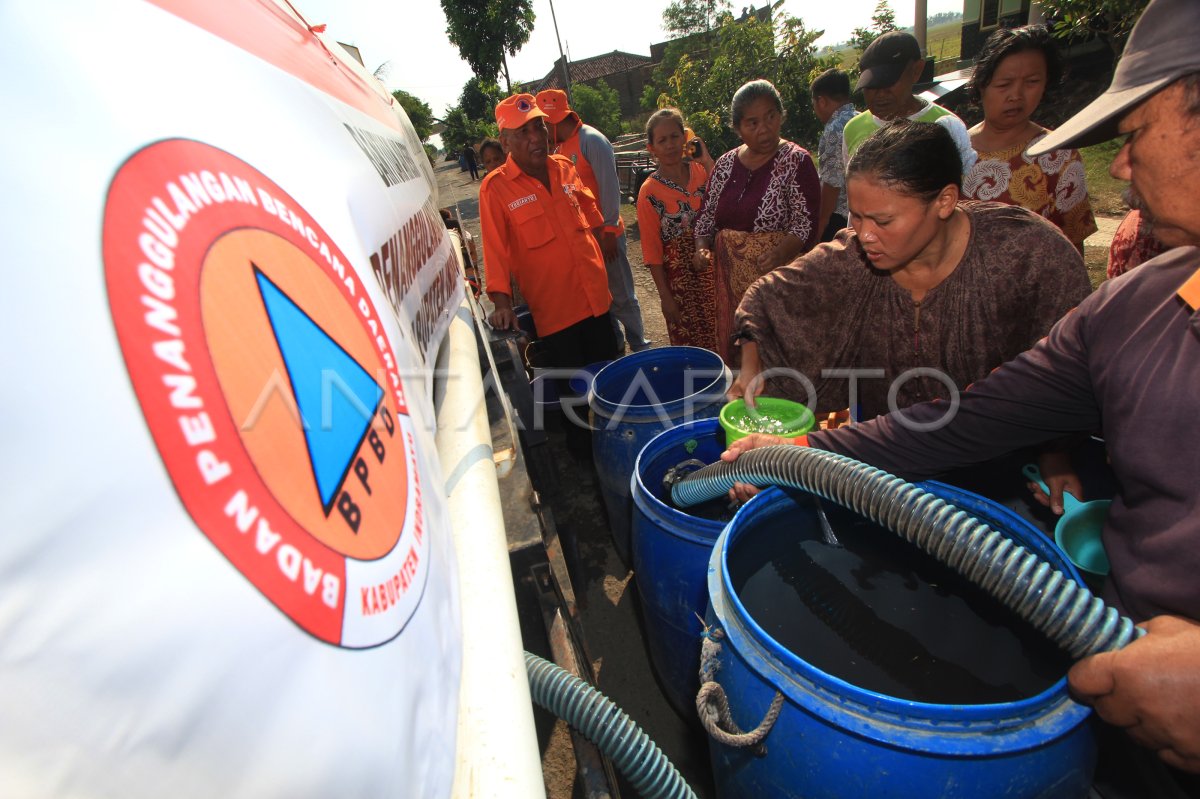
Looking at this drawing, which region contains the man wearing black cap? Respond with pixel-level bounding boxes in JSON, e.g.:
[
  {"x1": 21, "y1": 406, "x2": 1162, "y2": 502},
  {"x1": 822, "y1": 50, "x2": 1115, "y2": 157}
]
[
  {"x1": 842, "y1": 30, "x2": 976, "y2": 175},
  {"x1": 726, "y1": 1, "x2": 1200, "y2": 792}
]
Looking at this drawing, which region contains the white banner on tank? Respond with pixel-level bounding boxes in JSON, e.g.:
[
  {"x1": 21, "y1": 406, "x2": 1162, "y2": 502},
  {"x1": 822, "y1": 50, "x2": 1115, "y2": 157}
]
[
  {"x1": 103, "y1": 138, "x2": 436, "y2": 648},
  {"x1": 0, "y1": 1, "x2": 463, "y2": 796}
]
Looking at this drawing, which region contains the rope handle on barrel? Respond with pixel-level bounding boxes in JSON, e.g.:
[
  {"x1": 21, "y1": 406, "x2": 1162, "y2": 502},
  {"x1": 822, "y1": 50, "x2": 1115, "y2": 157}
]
[{"x1": 696, "y1": 624, "x2": 783, "y2": 756}]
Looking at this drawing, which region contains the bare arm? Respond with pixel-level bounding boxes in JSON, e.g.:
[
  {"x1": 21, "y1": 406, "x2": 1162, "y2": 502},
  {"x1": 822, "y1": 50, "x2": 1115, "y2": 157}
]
[
  {"x1": 647, "y1": 264, "x2": 682, "y2": 328},
  {"x1": 728, "y1": 341, "x2": 764, "y2": 404},
  {"x1": 692, "y1": 137, "x2": 715, "y2": 174},
  {"x1": 693, "y1": 235, "x2": 714, "y2": 271},
  {"x1": 757, "y1": 233, "x2": 805, "y2": 272},
  {"x1": 817, "y1": 182, "x2": 841, "y2": 239}
]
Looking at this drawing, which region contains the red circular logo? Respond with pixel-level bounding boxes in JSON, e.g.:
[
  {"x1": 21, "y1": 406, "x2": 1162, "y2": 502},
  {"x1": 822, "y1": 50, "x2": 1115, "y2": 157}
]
[{"x1": 103, "y1": 139, "x2": 429, "y2": 647}]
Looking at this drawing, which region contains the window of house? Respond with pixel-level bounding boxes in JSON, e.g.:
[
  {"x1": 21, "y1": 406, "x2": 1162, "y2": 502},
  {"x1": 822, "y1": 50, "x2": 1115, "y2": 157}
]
[{"x1": 981, "y1": 0, "x2": 1000, "y2": 28}]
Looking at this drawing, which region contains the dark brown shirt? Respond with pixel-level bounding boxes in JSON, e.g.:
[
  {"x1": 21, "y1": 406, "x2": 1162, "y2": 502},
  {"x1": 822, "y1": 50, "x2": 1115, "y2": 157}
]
[
  {"x1": 809, "y1": 246, "x2": 1200, "y2": 624},
  {"x1": 735, "y1": 201, "x2": 1092, "y2": 419}
]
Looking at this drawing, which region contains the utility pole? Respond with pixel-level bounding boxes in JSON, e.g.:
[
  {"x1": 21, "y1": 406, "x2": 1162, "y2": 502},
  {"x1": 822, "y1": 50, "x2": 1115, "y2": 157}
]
[
  {"x1": 547, "y1": 0, "x2": 572, "y2": 102},
  {"x1": 914, "y1": 0, "x2": 928, "y2": 55}
]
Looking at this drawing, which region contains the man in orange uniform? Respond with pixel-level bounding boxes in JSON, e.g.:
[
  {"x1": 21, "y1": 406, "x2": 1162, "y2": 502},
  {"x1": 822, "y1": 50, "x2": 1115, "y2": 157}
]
[
  {"x1": 480, "y1": 93, "x2": 621, "y2": 458},
  {"x1": 536, "y1": 89, "x2": 652, "y2": 352}
]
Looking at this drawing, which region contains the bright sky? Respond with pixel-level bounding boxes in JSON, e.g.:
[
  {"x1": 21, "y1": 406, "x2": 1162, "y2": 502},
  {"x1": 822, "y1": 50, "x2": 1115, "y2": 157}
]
[{"x1": 296, "y1": 0, "x2": 963, "y2": 121}]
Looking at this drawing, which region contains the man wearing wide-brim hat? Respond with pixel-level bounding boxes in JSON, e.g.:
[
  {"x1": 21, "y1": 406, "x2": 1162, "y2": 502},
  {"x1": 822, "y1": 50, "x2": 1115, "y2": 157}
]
[{"x1": 724, "y1": 0, "x2": 1200, "y2": 792}]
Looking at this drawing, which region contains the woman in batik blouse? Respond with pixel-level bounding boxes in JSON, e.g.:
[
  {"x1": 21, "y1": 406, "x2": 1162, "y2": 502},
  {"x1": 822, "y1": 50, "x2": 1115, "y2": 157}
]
[
  {"x1": 693, "y1": 79, "x2": 821, "y2": 365},
  {"x1": 636, "y1": 108, "x2": 716, "y2": 350},
  {"x1": 962, "y1": 25, "x2": 1097, "y2": 251}
]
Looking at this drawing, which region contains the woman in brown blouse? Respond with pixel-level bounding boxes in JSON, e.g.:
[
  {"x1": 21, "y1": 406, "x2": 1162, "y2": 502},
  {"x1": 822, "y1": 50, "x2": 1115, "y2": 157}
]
[{"x1": 732, "y1": 121, "x2": 1091, "y2": 423}]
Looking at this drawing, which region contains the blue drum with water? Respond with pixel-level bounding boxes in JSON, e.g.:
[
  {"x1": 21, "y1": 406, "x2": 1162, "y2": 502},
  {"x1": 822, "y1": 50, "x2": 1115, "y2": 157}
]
[
  {"x1": 589, "y1": 347, "x2": 730, "y2": 563},
  {"x1": 631, "y1": 418, "x2": 729, "y2": 720},
  {"x1": 703, "y1": 484, "x2": 1096, "y2": 798}
]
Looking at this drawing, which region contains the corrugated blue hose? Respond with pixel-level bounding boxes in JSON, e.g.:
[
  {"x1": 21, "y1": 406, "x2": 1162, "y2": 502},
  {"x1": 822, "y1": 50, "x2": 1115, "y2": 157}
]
[
  {"x1": 524, "y1": 651, "x2": 697, "y2": 799},
  {"x1": 670, "y1": 446, "x2": 1143, "y2": 660}
]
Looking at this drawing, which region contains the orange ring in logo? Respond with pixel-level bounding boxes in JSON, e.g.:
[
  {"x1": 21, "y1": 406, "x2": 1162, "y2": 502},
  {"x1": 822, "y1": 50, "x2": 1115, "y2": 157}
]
[
  {"x1": 201, "y1": 229, "x2": 407, "y2": 561},
  {"x1": 103, "y1": 139, "x2": 426, "y2": 647}
]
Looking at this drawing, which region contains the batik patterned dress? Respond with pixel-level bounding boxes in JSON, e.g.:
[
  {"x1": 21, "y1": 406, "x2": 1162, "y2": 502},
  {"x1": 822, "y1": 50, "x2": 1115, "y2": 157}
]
[
  {"x1": 963, "y1": 129, "x2": 1097, "y2": 250},
  {"x1": 734, "y1": 202, "x2": 1092, "y2": 420},
  {"x1": 1107, "y1": 209, "x2": 1168, "y2": 279},
  {"x1": 694, "y1": 141, "x2": 820, "y2": 363},
  {"x1": 636, "y1": 160, "x2": 717, "y2": 350}
]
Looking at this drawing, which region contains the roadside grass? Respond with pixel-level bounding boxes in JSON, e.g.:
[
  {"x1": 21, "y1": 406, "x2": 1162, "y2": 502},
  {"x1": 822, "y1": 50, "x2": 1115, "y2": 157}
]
[
  {"x1": 1084, "y1": 245, "x2": 1109, "y2": 289},
  {"x1": 926, "y1": 21, "x2": 962, "y2": 67},
  {"x1": 1080, "y1": 138, "x2": 1127, "y2": 216},
  {"x1": 1080, "y1": 138, "x2": 1128, "y2": 288}
]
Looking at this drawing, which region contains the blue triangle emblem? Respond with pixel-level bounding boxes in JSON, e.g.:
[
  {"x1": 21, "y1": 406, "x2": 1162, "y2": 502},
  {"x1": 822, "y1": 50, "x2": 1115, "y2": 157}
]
[{"x1": 255, "y1": 268, "x2": 384, "y2": 515}]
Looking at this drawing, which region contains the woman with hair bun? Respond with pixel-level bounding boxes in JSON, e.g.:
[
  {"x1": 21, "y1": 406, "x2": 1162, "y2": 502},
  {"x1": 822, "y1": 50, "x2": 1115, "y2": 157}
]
[
  {"x1": 692, "y1": 79, "x2": 821, "y2": 364},
  {"x1": 732, "y1": 121, "x2": 1091, "y2": 433}
]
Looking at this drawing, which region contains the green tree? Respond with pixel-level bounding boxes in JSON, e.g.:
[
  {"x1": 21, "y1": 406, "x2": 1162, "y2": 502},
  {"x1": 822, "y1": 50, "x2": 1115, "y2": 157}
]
[
  {"x1": 928, "y1": 11, "x2": 962, "y2": 26},
  {"x1": 571, "y1": 81, "x2": 623, "y2": 140},
  {"x1": 440, "y1": 0, "x2": 535, "y2": 91},
  {"x1": 1037, "y1": 0, "x2": 1148, "y2": 57},
  {"x1": 662, "y1": 0, "x2": 732, "y2": 37},
  {"x1": 775, "y1": 17, "x2": 839, "y2": 145},
  {"x1": 848, "y1": 0, "x2": 898, "y2": 55},
  {"x1": 659, "y1": 12, "x2": 826, "y2": 156},
  {"x1": 668, "y1": 16, "x2": 776, "y2": 153},
  {"x1": 642, "y1": 0, "x2": 737, "y2": 109},
  {"x1": 441, "y1": 106, "x2": 498, "y2": 154},
  {"x1": 641, "y1": 82, "x2": 667, "y2": 112},
  {"x1": 392, "y1": 89, "x2": 435, "y2": 142},
  {"x1": 459, "y1": 77, "x2": 503, "y2": 121},
  {"x1": 641, "y1": 38, "x2": 695, "y2": 112}
]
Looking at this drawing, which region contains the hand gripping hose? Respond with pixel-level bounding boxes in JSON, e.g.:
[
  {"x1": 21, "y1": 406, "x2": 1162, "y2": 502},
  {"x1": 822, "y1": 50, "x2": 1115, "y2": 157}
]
[
  {"x1": 525, "y1": 651, "x2": 698, "y2": 799},
  {"x1": 671, "y1": 446, "x2": 1142, "y2": 660}
]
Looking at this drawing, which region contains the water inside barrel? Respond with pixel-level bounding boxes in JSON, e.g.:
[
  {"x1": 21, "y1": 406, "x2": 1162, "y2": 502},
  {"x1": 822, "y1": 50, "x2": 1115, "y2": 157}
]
[
  {"x1": 661, "y1": 484, "x2": 737, "y2": 523},
  {"x1": 729, "y1": 497, "x2": 1073, "y2": 704}
]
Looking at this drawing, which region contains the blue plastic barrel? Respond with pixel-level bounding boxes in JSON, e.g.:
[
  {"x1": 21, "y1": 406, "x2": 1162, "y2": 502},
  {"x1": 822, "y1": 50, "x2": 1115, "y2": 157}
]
[
  {"x1": 631, "y1": 418, "x2": 727, "y2": 720},
  {"x1": 704, "y1": 484, "x2": 1096, "y2": 799},
  {"x1": 589, "y1": 347, "x2": 731, "y2": 564},
  {"x1": 569, "y1": 360, "x2": 612, "y2": 397}
]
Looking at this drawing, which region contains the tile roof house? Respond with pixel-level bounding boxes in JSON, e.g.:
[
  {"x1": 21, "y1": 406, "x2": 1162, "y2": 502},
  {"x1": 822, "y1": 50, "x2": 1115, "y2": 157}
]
[
  {"x1": 516, "y1": 5, "x2": 772, "y2": 121},
  {"x1": 518, "y1": 50, "x2": 654, "y2": 119}
]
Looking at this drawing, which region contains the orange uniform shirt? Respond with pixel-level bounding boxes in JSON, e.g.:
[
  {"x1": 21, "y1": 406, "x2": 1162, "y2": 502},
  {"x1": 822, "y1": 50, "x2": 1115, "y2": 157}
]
[
  {"x1": 556, "y1": 129, "x2": 623, "y2": 235},
  {"x1": 556, "y1": 134, "x2": 597, "y2": 199},
  {"x1": 480, "y1": 154, "x2": 611, "y2": 336},
  {"x1": 636, "y1": 161, "x2": 709, "y2": 266}
]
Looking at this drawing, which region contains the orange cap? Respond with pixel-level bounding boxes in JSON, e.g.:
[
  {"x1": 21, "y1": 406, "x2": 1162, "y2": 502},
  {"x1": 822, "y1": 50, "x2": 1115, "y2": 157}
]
[
  {"x1": 495, "y1": 93, "x2": 547, "y2": 131},
  {"x1": 535, "y1": 89, "x2": 575, "y2": 124}
]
